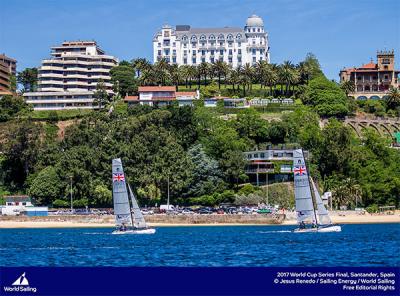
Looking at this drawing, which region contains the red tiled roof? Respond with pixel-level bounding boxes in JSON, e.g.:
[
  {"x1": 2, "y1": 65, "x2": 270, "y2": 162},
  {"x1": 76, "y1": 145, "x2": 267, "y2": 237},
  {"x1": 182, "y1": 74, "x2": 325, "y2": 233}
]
[
  {"x1": 124, "y1": 95, "x2": 139, "y2": 101},
  {"x1": 138, "y1": 86, "x2": 176, "y2": 92},
  {"x1": 359, "y1": 62, "x2": 376, "y2": 69}
]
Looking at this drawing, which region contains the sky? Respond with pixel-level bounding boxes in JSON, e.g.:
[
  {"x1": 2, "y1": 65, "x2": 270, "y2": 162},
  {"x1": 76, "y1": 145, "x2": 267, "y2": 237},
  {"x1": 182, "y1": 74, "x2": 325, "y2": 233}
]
[{"x1": 1, "y1": 0, "x2": 399, "y2": 80}]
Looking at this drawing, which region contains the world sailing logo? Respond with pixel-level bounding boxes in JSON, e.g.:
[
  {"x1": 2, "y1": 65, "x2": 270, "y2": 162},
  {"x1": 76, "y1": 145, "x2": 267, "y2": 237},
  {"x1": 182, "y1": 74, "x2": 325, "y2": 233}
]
[
  {"x1": 3, "y1": 272, "x2": 37, "y2": 293},
  {"x1": 12, "y1": 272, "x2": 29, "y2": 286}
]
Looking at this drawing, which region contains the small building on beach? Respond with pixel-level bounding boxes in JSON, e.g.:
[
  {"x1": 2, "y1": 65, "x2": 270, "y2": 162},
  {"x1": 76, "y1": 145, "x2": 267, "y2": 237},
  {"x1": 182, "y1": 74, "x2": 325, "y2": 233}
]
[{"x1": 1, "y1": 195, "x2": 48, "y2": 216}]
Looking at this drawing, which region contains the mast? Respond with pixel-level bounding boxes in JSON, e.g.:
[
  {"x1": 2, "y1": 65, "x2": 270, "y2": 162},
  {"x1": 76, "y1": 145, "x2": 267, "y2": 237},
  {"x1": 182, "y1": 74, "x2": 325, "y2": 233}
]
[{"x1": 127, "y1": 183, "x2": 135, "y2": 228}]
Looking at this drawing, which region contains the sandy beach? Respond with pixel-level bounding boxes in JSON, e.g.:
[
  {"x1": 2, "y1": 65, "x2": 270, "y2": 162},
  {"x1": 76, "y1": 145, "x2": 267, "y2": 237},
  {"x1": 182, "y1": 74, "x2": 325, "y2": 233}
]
[{"x1": 0, "y1": 211, "x2": 399, "y2": 228}]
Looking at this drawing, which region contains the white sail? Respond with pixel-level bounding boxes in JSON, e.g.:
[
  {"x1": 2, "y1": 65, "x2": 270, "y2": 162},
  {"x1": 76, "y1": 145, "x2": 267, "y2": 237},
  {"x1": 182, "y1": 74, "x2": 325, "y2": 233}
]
[
  {"x1": 112, "y1": 158, "x2": 132, "y2": 227},
  {"x1": 127, "y1": 183, "x2": 148, "y2": 229},
  {"x1": 311, "y1": 179, "x2": 332, "y2": 226},
  {"x1": 293, "y1": 149, "x2": 316, "y2": 224}
]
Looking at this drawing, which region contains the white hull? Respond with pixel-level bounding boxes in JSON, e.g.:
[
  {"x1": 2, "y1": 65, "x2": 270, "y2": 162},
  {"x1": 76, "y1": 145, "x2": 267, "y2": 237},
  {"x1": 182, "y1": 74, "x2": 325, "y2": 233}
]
[
  {"x1": 293, "y1": 225, "x2": 341, "y2": 233},
  {"x1": 112, "y1": 228, "x2": 156, "y2": 235}
]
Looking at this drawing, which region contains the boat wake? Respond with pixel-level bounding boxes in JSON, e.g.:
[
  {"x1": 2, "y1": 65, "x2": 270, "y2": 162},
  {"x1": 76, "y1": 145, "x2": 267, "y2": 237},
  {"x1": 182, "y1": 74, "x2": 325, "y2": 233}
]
[{"x1": 256, "y1": 230, "x2": 292, "y2": 233}]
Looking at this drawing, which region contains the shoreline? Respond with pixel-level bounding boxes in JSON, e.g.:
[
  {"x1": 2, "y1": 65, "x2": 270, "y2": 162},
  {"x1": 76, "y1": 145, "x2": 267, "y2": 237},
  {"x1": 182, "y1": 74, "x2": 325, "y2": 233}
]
[{"x1": 0, "y1": 213, "x2": 399, "y2": 229}]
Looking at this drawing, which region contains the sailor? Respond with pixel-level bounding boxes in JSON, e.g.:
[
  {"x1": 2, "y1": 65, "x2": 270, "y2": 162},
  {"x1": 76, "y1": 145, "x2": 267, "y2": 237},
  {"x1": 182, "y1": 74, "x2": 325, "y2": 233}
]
[
  {"x1": 119, "y1": 223, "x2": 127, "y2": 232},
  {"x1": 299, "y1": 221, "x2": 306, "y2": 229}
]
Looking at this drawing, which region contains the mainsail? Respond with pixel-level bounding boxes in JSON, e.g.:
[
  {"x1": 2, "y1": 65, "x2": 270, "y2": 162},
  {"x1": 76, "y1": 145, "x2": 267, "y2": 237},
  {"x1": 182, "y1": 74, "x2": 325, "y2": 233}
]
[
  {"x1": 310, "y1": 178, "x2": 332, "y2": 226},
  {"x1": 293, "y1": 149, "x2": 316, "y2": 224},
  {"x1": 128, "y1": 183, "x2": 147, "y2": 229},
  {"x1": 112, "y1": 158, "x2": 133, "y2": 227}
]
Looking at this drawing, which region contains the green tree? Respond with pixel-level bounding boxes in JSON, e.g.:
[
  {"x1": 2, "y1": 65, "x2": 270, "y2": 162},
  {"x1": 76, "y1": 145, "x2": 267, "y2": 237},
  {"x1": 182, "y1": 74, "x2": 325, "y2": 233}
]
[
  {"x1": 93, "y1": 79, "x2": 110, "y2": 109},
  {"x1": 17, "y1": 68, "x2": 38, "y2": 93},
  {"x1": 386, "y1": 86, "x2": 400, "y2": 110},
  {"x1": 93, "y1": 184, "x2": 112, "y2": 206},
  {"x1": 110, "y1": 64, "x2": 137, "y2": 97},
  {"x1": 186, "y1": 144, "x2": 225, "y2": 197},
  {"x1": 28, "y1": 166, "x2": 62, "y2": 205}
]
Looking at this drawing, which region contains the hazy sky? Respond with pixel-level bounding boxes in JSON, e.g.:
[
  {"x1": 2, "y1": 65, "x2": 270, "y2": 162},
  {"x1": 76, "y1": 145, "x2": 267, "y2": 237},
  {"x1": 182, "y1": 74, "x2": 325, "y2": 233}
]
[{"x1": 1, "y1": 0, "x2": 399, "y2": 80}]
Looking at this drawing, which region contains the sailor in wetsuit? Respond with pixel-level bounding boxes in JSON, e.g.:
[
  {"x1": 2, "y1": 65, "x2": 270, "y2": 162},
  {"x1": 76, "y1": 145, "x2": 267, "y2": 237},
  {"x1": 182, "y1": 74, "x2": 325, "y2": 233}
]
[
  {"x1": 299, "y1": 221, "x2": 306, "y2": 229},
  {"x1": 119, "y1": 223, "x2": 127, "y2": 232}
]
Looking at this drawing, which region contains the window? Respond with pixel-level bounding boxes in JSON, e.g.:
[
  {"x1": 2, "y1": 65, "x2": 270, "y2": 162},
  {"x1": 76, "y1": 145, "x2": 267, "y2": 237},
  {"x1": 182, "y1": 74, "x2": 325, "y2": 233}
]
[
  {"x1": 252, "y1": 28, "x2": 256, "y2": 32},
  {"x1": 202, "y1": 58, "x2": 206, "y2": 63},
  {"x1": 238, "y1": 49, "x2": 241, "y2": 54},
  {"x1": 252, "y1": 49, "x2": 256, "y2": 55},
  {"x1": 228, "y1": 49, "x2": 232, "y2": 55},
  {"x1": 22, "y1": 202, "x2": 26, "y2": 206},
  {"x1": 238, "y1": 57, "x2": 242, "y2": 62},
  {"x1": 172, "y1": 42, "x2": 176, "y2": 47},
  {"x1": 173, "y1": 49, "x2": 176, "y2": 55},
  {"x1": 202, "y1": 50, "x2": 206, "y2": 55},
  {"x1": 257, "y1": 28, "x2": 260, "y2": 32},
  {"x1": 220, "y1": 49, "x2": 224, "y2": 55},
  {"x1": 164, "y1": 31, "x2": 170, "y2": 37},
  {"x1": 228, "y1": 57, "x2": 232, "y2": 63},
  {"x1": 210, "y1": 57, "x2": 214, "y2": 63},
  {"x1": 253, "y1": 57, "x2": 256, "y2": 63},
  {"x1": 172, "y1": 57, "x2": 176, "y2": 63},
  {"x1": 211, "y1": 50, "x2": 214, "y2": 55},
  {"x1": 184, "y1": 58, "x2": 187, "y2": 64},
  {"x1": 254, "y1": 153, "x2": 259, "y2": 158},
  {"x1": 260, "y1": 153, "x2": 265, "y2": 158},
  {"x1": 192, "y1": 58, "x2": 196, "y2": 64}
]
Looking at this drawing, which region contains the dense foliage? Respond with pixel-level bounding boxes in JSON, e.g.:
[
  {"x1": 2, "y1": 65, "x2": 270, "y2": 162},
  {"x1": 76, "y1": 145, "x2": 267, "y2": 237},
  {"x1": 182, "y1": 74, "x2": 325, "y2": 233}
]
[{"x1": 0, "y1": 102, "x2": 398, "y2": 209}]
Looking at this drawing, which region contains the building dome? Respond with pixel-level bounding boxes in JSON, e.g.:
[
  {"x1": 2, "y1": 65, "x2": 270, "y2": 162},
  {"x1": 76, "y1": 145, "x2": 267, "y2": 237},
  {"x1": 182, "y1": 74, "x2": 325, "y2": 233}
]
[{"x1": 246, "y1": 14, "x2": 264, "y2": 27}]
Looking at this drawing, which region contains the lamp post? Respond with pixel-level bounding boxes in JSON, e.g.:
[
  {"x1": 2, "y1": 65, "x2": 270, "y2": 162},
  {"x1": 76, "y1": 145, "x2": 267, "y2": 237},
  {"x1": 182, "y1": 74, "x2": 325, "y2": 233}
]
[{"x1": 70, "y1": 176, "x2": 73, "y2": 213}]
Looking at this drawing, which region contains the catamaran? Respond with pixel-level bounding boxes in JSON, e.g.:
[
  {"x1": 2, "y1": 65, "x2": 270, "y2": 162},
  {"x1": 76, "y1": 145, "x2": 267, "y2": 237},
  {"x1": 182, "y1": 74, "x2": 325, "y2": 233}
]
[
  {"x1": 293, "y1": 149, "x2": 341, "y2": 233},
  {"x1": 112, "y1": 158, "x2": 156, "y2": 235}
]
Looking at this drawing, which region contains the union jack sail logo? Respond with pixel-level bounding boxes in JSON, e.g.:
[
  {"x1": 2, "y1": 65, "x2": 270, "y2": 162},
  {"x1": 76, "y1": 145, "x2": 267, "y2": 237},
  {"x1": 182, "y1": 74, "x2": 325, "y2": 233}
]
[
  {"x1": 294, "y1": 165, "x2": 307, "y2": 176},
  {"x1": 113, "y1": 173, "x2": 125, "y2": 182}
]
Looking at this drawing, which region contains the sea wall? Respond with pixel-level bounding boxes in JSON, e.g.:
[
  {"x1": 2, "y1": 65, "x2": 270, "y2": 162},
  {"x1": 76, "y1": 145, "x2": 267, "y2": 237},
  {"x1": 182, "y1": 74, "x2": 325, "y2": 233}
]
[{"x1": 0, "y1": 214, "x2": 285, "y2": 225}]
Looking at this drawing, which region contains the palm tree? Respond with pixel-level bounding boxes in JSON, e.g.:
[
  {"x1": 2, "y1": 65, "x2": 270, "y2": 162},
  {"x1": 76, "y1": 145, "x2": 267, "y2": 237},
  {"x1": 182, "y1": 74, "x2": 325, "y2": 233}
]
[
  {"x1": 227, "y1": 67, "x2": 241, "y2": 91},
  {"x1": 188, "y1": 65, "x2": 198, "y2": 89},
  {"x1": 241, "y1": 63, "x2": 254, "y2": 92},
  {"x1": 179, "y1": 65, "x2": 191, "y2": 89},
  {"x1": 386, "y1": 86, "x2": 400, "y2": 110},
  {"x1": 139, "y1": 69, "x2": 157, "y2": 86},
  {"x1": 198, "y1": 62, "x2": 210, "y2": 86},
  {"x1": 212, "y1": 61, "x2": 229, "y2": 89},
  {"x1": 153, "y1": 58, "x2": 170, "y2": 85},
  {"x1": 340, "y1": 80, "x2": 355, "y2": 97},
  {"x1": 254, "y1": 60, "x2": 268, "y2": 88},
  {"x1": 279, "y1": 61, "x2": 297, "y2": 96},
  {"x1": 131, "y1": 58, "x2": 151, "y2": 77},
  {"x1": 297, "y1": 61, "x2": 312, "y2": 85},
  {"x1": 168, "y1": 64, "x2": 180, "y2": 90},
  {"x1": 332, "y1": 178, "x2": 362, "y2": 209},
  {"x1": 263, "y1": 64, "x2": 278, "y2": 96}
]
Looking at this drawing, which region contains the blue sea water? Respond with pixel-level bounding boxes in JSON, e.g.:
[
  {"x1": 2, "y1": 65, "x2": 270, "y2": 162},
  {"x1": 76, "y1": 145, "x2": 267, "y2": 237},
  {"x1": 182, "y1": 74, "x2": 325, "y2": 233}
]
[{"x1": 0, "y1": 224, "x2": 399, "y2": 267}]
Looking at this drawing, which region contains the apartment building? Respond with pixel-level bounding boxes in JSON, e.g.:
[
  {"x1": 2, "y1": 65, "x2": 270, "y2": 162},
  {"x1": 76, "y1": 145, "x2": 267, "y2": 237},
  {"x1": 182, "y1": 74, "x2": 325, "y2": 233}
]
[
  {"x1": 0, "y1": 54, "x2": 17, "y2": 96},
  {"x1": 24, "y1": 41, "x2": 118, "y2": 110}
]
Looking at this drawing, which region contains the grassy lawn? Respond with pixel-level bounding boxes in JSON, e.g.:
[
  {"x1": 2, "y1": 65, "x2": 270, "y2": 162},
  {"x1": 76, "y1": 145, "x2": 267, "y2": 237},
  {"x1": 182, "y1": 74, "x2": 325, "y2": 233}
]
[{"x1": 26, "y1": 109, "x2": 94, "y2": 120}]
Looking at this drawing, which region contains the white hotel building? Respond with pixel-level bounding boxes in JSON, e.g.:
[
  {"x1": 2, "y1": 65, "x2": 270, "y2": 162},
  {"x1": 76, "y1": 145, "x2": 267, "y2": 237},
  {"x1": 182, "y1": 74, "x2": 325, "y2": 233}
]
[
  {"x1": 153, "y1": 15, "x2": 269, "y2": 68},
  {"x1": 24, "y1": 41, "x2": 118, "y2": 110}
]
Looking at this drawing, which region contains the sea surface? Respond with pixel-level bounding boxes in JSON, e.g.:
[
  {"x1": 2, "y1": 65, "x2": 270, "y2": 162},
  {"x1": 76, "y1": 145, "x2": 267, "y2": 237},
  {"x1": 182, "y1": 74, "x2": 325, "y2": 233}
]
[{"x1": 0, "y1": 224, "x2": 399, "y2": 267}]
